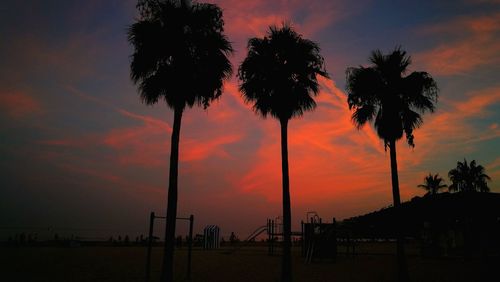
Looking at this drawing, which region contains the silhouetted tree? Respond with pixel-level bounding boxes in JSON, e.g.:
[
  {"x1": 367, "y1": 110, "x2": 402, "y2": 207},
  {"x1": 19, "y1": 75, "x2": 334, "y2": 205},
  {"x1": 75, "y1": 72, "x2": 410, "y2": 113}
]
[
  {"x1": 418, "y1": 173, "x2": 447, "y2": 196},
  {"x1": 238, "y1": 24, "x2": 328, "y2": 282},
  {"x1": 346, "y1": 47, "x2": 438, "y2": 281},
  {"x1": 128, "y1": 1, "x2": 232, "y2": 281},
  {"x1": 448, "y1": 159, "x2": 491, "y2": 192}
]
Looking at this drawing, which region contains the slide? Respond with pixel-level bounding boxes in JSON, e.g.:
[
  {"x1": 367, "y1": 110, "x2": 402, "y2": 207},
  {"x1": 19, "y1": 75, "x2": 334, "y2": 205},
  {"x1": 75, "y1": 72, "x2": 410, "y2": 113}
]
[{"x1": 243, "y1": 225, "x2": 267, "y2": 242}]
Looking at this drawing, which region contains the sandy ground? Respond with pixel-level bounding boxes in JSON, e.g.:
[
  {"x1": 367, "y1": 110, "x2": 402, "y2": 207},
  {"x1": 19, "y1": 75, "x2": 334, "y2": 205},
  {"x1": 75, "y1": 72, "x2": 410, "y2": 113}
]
[{"x1": 1, "y1": 243, "x2": 497, "y2": 282}]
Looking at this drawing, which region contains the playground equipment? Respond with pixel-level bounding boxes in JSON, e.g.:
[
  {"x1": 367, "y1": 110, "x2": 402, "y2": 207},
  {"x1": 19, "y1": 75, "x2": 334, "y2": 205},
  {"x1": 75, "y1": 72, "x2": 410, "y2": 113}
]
[
  {"x1": 225, "y1": 216, "x2": 301, "y2": 255},
  {"x1": 203, "y1": 225, "x2": 220, "y2": 249},
  {"x1": 302, "y1": 214, "x2": 338, "y2": 263},
  {"x1": 145, "y1": 212, "x2": 194, "y2": 282},
  {"x1": 234, "y1": 217, "x2": 301, "y2": 255},
  {"x1": 227, "y1": 212, "x2": 351, "y2": 262},
  {"x1": 244, "y1": 225, "x2": 268, "y2": 242}
]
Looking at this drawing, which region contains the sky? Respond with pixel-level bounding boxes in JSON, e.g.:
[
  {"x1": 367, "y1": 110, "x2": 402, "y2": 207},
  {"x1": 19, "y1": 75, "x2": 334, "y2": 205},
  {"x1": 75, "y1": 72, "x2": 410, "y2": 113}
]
[{"x1": 1, "y1": 0, "x2": 499, "y2": 240}]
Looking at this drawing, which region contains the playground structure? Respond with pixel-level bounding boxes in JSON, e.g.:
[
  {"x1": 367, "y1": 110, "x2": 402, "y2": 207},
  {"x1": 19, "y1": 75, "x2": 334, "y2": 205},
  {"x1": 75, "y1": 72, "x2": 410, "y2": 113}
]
[
  {"x1": 266, "y1": 217, "x2": 303, "y2": 256},
  {"x1": 143, "y1": 210, "x2": 356, "y2": 282},
  {"x1": 203, "y1": 225, "x2": 221, "y2": 249},
  {"x1": 145, "y1": 212, "x2": 194, "y2": 282},
  {"x1": 302, "y1": 212, "x2": 338, "y2": 263},
  {"x1": 234, "y1": 212, "x2": 353, "y2": 262}
]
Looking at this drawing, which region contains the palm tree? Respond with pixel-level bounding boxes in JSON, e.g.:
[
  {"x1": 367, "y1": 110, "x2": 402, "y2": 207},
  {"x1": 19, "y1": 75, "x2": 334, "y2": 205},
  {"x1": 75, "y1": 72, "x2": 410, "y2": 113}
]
[
  {"x1": 418, "y1": 173, "x2": 447, "y2": 195},
  {"x1": 448, "y1": 159, "x2": 491, "y2": 192},
  {"x1": 346, "y1": 47, "x2": 438, "y2": 281},
  {"x1": 128, "y1": 1, "x2": 232, "y2": 281},
  {"x1": 238, "y1": 24, "x2": 328, "y2": 282}
]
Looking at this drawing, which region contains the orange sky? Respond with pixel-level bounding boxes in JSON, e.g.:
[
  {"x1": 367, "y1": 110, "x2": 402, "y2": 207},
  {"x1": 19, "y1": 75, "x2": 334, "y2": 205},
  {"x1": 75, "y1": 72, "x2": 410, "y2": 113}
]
[{"x1": 0, "y1": 0, "x2": 499, "y2": 239}]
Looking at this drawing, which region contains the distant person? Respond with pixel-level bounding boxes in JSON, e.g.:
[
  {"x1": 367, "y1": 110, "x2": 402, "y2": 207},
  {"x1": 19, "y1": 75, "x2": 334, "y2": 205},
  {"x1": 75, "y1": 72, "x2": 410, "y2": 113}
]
[{"x1": 229, "y1": 232, "x2": 237, "y2": 245}]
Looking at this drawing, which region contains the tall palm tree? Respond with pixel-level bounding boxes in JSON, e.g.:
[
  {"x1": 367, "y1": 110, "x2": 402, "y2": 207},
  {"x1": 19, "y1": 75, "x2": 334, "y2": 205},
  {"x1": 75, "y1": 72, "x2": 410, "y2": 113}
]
[
  {"x1": 128, "y1": 1, "x2": 232, "y2": 281},
  {"x1": 448, "y1": 159, "x2": 491, "y2": 192},
  {"x1": 238, "y1": 24, "x2": 328, "y2": 282},
  {"x1": 418, "y1": 173, "x2": 447, "y2": 195},
  {"x1": 346, "y1": 47, "x2": 438, "y2": 281}
]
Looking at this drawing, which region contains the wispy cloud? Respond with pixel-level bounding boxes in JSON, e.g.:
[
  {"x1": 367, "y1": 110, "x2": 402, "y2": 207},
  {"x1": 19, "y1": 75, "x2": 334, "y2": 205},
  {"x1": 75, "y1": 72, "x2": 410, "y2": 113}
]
[
  {"x1": 416, "y1": 12, "x2": 500, "y2": 75},
  {"x1": 416, "y1": 86, "x2": 500, "y2": 147},
  {"x1": 0, "y1": 91, "x2": 43, "y2": 119},
  {"x1": 237, "y1": 75, "x2": 392, "y2": 209},
  {"x1": 213, "y1": 0, "x2": 343, "y2": 37}
]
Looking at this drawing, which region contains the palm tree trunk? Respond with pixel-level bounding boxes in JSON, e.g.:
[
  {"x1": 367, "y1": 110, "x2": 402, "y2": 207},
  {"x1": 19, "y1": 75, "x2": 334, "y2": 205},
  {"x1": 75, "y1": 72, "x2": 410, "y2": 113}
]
[
  {"x1": 389, "y1": 139, "x2": 409, "y2": 282},
  {"x1": 280, "y1": 118, "x2": 292, "y2": 282},
  {"x1": 161, "y1": 107, "x2": 183, "y2": 282}
]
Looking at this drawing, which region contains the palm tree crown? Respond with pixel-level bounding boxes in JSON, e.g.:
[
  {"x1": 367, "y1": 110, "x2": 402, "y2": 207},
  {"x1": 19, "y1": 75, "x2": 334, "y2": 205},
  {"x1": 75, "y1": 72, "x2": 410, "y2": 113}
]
[
  {"x1": 418, "y1": 173, "x2": 447, "y2": 195},
  {"x1": 238, "y1": 24, "x2": 328, "y2": 121},
  {"x1": 129, "y1": 0, "x2": 233, "y2": 110},
  {"x1": 346, "y1": 47, "x2": 438, "y2": 147},
  {"x1": 448, "y1": 159, "x2": 491, "y2": 192}
]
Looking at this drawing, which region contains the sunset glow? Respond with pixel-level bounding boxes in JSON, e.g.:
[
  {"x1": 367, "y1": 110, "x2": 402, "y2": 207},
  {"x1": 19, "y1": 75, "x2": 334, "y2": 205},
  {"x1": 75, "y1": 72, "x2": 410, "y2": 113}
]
[{"x1": 1, "y1": 0, "x2": 499, "y2": 239}]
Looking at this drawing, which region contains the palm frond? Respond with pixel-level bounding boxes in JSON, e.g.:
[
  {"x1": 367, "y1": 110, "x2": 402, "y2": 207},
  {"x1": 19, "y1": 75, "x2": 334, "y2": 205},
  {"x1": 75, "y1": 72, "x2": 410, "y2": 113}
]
[
  {"x1": 238, "y1": 24, "x2": 328, "y2": 121},
  {"x1": 351, "y1": 104, "x2": 376, "y2": 129},
  {"x1": 448, "y1": 159, "x2": 491, "y2": 192},
  {"x1": 128, "y1": 1, "x2": 233, "y2": 110},
  {"x1": 345, "y1": 47, "x2": 438, "y2": 147},
  {"x1": 403, "y1": 71, "x2": 438, "y2": 112},
  {"x1": 418, "y1": 173, "x2": 446, "y2": 195}
]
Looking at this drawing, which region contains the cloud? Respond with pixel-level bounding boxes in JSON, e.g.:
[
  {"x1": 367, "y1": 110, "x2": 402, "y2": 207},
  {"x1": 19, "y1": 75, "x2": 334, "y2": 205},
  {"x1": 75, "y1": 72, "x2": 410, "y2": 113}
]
[
  {"x1": 0, "y1": 91, "x2": 43, "y2": 119},
  {"x1": 454, "y1": 86, "x2": 500, "y2": 117},
  {"x1": 118, "y1": 109, "x2": 172, "y2": 132},
  {"x1": 61, "y1": 163, "x2": 122, "y2": 183},
  {"x1": 207, "y1": 0, "x2": 361, "y2": 64},
  {"x1": 236, "y1": 74, "x2": 500, "y2": 212},
  {"x1": 103, "y1": 112, "x2": 171, "y2": 167},
  {"x1": 395, "y1": 85, "x2": 500, "y2": 177},
  {"x1": 416, "y1": 12, "x2": 500, "y2": 75},
  {"x1": 417, "y1": 86, "x2": 500, "y2": 146},
  {"x1": 4, "y1": 0, "x2": 499, "y2": 236},
  {"x1": 181, "y1": 134, "x2": 242, "y2": 161},
  {"x1": 464, "y1": 0, "x2": 500, "y2": 4},
  {"x1": 38, "y1": 135, "x2": 101, "y2": 148},
  {"x1": 237, "y1": 75, "x2": 392, "y2": 209},
  {"x1": 103, "y1": 106, "x2": 244, "y2": 166},
  {"x1": 3, "y1": 34, "x2": 101, "y2": 84}
]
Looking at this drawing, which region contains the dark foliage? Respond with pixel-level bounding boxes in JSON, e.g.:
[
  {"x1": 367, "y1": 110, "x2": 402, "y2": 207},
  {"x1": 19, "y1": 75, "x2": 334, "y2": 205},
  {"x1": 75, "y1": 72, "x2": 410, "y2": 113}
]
[
  {"x1": 449, "y1": 159, "x2": 491, "y2": 193},
  {"x1": 418, "y1": 173, "x2": 447, "y2": 195},
  {"x1": 346, "y1": 47, "x2": 438, "y2": 148},
  {"x1": 345, "y1": 192, "x2": 500, "y2": 257},
  {"x1": 238, "y1": 24, "x2": 328, "y2": 121},
  {"x1": 129, "y1": 0, "x2": 233, "y2": 110}
]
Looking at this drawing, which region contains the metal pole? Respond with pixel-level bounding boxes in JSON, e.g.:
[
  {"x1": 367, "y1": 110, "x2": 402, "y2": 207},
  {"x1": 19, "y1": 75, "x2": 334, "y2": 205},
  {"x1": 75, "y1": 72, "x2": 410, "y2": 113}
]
[
  {"x1": 187, "y1": 214, "x2": 194, "y2": 280},
  {"x1": 301, "y1": 220, "x2": 304, "y2": 257},
  {"x1": 332, "y1": 217, "x2": 337, "y2": 262},
  {"x1": 145, "y1": 212, "x2": 155, "y2": 282},
  {"x1": 267, "y1": 219, "x2": 271, "y2": 255},
  {"x1": 271, "y1": 220, "x2": 275, "y2": 255}
]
